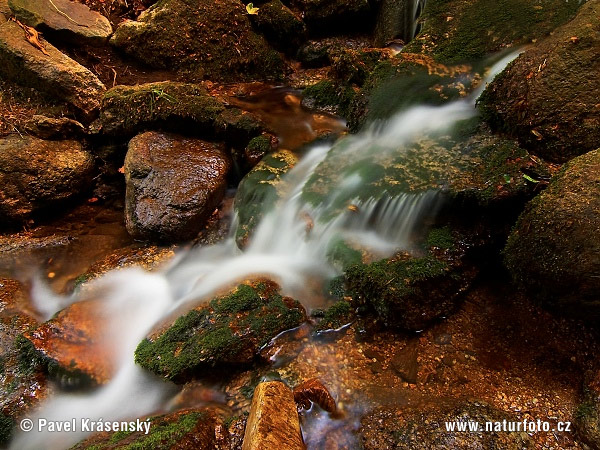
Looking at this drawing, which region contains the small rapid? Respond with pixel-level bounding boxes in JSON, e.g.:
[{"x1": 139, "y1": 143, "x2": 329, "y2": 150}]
[{"x1": 11, "y1": 51, "x2": 519, "y2": 450}]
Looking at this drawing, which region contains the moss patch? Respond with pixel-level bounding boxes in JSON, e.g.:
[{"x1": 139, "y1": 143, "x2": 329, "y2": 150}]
[
  {"x1": 314, "y1": 300, "x2": 354, "y2": 332},
  {"x1": 135, "y1": 281, "x2": 306, "y2": 382}
]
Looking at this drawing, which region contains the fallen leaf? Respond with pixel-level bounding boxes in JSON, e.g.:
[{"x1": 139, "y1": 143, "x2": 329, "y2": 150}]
[{"x1": 246, "y1": 2, "x2": 259, "y2": 15}]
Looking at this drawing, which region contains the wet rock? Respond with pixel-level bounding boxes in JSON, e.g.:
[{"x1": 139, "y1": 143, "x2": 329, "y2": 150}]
[
  {"x1": 243, "y1": 134, "x2": 278, "y2": 170},
  {"x1": 0, "y1": 19, "x2": 105, "y2": 117},
  {"x1": 360, "y1": 400, "x2": 534, "y2": 449},
  {"x1": 22, "y1": 299, "x2": 114, "y2": 387},
  {"x1": 71, "y1": 408, "x2": 230, "y2": 449},
  {"x1": 479, "y1": 0, "x2": 600, "y2": 163},
  {"x1": 391, "y1": 340, "x2": 419, "y2": 383},
  {"x1": 135, "y1": 280, "x2": 307, "y2": 382},
  {"x1": 374, "y1": 0, "x2": 425, "y2": 46},
  {"x1": 8, "y1": 0, "x2": 112, "y2": 46},
  {"x1": 313, "y1": 300, "x2": 354, "y2": 333},
  {"x1": 291, "y1": 0, "x2": 372, "y2": 33},
  {"x1": 504, "y1": 149, "x2": 600, "y2": 321},
  {"x1": 574, "y1": 371, "x2": 600, "y2": 448},
  {"x1": 243, "y1": 381, "x2": 305, "y2": 450},
  {"x1": 213, "y1": 107, "x2": 265, "y2": 149},
  {"x1": 23, "y1": 115, "x2": 84, "y2": 139},
  {"x1": 344, "y1": 227, "x2": 477, "y2": 331},
  {"x1": 99, "y1": 82, "x2": 225, "y2": 137},
  {"x1": 110, "y1": 0, "x2": 284, "y2": 82},
  {"x1": 233, "y1": 150, "x2": 299, "y2": 248},
  {"x1": 124, "y1": 131, "x2": 230, "y2": 243},
  {"x1": 249, "y1": 0, "x2": 306, "y2": 53},
  {"x1": 403, "y1": 0, "x2": 583, "y2": 63},
  {"x1": 301, "y1": 80, "x2": 356, "y2": 117},
  {"x1": 0, "y1": 135, "x2": 94, "y2": 224},
  {"x1": 293, "y1": 378, "x2": 336, "y2": 413},
  {"x1": 0, "y1": 279, "x2": 48, "y2": 427}
]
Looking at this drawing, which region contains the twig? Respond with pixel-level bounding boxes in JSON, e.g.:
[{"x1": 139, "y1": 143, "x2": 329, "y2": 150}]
[{"x1": 48, "y1": 0, "x2": 90, "y2": 28}]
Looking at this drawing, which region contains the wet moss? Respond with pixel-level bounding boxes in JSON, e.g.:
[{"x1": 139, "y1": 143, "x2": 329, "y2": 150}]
[
  {"x1": 326, "y1": 239, "x2": 363, "y2": 270},
  {"x1": 315, "y1": 300, "x2": 353, "y2": 332},
  {"x1": 249, "y1": 0, "x2": 306, "y2": 52},
  {"x1": 135, "y1": 282, "x2": 305, "y2": 381},
  {"x1": 0, "y1": 413, "x2": 14, "y2": 446},
  {"x1": 302, "y1": 80, "x2": 356, "y2": 117},
  {"x1": 426, "y1": 227, "x2": 455, "y2": 250},
  {"x1": 246, "y1": 135, "x2": 272, "y2": 158}
]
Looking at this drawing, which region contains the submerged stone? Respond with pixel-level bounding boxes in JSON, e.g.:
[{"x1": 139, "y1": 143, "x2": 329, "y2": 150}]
[
  {"x1": 479, "y1": 0, "x2": 600, "y2": 163},
  {"x1": 0, "y1": 19, "x2": 106, "y2": 117},
  {"x1": 110, "y1": 0, "x2": 284, "y2": 82},
  {"x1": 8, "y1": 0, "x2": 112, "y2": 46},
  {"x1": 124, "y1": 131, "x2": 231, "y2": 243},
  {"x1": 135, "y1": 281, "x2": 306, "y2": 382},
  {"x1": 504, "y1": 148, "x2": 600, "y2": 321},
  {"x1": 0, "y1": 135, "x2": 94, "y2": 225}
]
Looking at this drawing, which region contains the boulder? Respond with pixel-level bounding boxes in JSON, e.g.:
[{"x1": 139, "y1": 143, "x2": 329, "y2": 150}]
[
  {"x1": 0, "y1": 135, "x2": 94, "y2": 224},
  {"x1": 23, "y1": 115, "x2": 84, "y2": 139},
  {"x1": 71, "y1": 408, "x2": 230, "y2": 449},
  {"x1": 243, "y1": 381, "x2": 305, "y2": 450},
  {"x1": 360, "y1": 400, "x2": 534, "y2": 449},
  {"x1": 99, "y1": 82, "x2": 225, "y2": 137},
  {"x1": 124, "y1": 131, "x2": 231, "y2": 243},
  {"x1": 479, "y1": 0, "x2": 600, "y2": 163},
  {"x1": 504, "y1": 149, "x2": 600, "y2": 320},
  {"x1": 110, "y1": 0, "x2": 284, "y2": 82},
  {"x1": 249, "y1": 0, "x2": 306, "y2": 53},
  {"x1": 403, "y1": 0, "x2": 583, "y2": 63},
  {"x1": 374, "y1": 0, "x2": 426, "y2": 46},
  {"x1": 8, "y1": 0, "x2": 112, "y2": 46},
  {"x1": 291, "y1": 0, "x2": 372, "y2": 33},
  {"x1": 135, "y1": 280, "x2": 306, "y2": 382},
  {"x1": 0, "y1": 19, "x2": 105, "y2": 117}
]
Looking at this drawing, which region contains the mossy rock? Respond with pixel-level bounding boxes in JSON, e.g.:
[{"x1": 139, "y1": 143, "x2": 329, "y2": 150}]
[
  {"x1": 233, "y1": 149, "x2": 299, "y2": 248},
  {"x1": 100, "y1": 82, "x2": 225, "y2": 137},
  {"x1": 249, "y1": 0, "x2": 307, "y2": 53},
  {"x1": 403, "y1": 0, "x2": 583, "y2": 64},
  {"x1": 135, "y1": 280, "x2": 306, "y2": 382},
  {"x1": 504, "y1": 148, "x2": 600, "y2": 321},
  {"x1": 110, "y1": 0, "x2": 284, "y2": 82},
  {"x1": 344, "y1": 227, "x2": 476, "y2": 330},
  {"x1": 360, "y1": 399, "x2": 534, "y2": 449},
  {"x1": 575, "y1": 371, "x2": 600, "y2": 449},
  {"x1": 313, "y1": 300, "x2": 354, "y2": 332},
  {"x1": 70, "y1": 408, "x2": 229, "y2": 449},
  {"x1": 301, "y1": 80, "x2": 356, "y2": 118},
  {"x1": 291, "y1": 0, "x2": 373, "y2": 33},
  {"x1": 478, "y1": 0, "x2": 600, "y2": 163}
]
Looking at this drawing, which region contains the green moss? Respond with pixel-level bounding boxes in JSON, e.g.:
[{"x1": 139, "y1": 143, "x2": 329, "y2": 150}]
[
  {"x1": 135, "y1": 283, "x2": 305, "y2": 381},
  {"x1": 15, "y1": 334, "x2": 44, "y2": 375},
  {"x1": 246, "y1": 136, "x2": 272, "y2": 159},
  {"x1": 0, "y1": 413, "x2": 14, "y2": 446},
  {"x1": 326, "y1": 239, "x2": 363, "y2": 270},
  {"x1": 315, "y1": 300, "x2": 353, "y2": 332},
  {"x1": 302, "y1": 80, "x2": 356, "y2": 117},
  {"x1": 426, "y1": 227, "x2": 455, "y2": 250},
  {"x1": 249, "y1": 0, "x2": 306, "y2": 52}
]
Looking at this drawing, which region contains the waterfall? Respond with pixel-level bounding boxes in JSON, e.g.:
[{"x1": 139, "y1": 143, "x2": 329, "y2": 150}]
[{"x1": 10, "y1": 51, "x2": 520, "y2": 450}]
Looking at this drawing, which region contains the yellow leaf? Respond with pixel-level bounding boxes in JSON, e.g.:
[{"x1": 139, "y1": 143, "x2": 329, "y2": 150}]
[{"x1": 246, "y1": 2, "x2": 259, "y2": 15}]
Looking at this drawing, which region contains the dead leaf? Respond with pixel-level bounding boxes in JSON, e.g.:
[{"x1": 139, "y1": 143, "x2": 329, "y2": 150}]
[
  {"x1": 12, "y1": 18, "x2": 50, "y2": 56},
  {"x1": 246, "y1": 3, "x2": 259, "y2": 15},
  {"x1": 293, "y1": 379, "x2": 336, "y2": 413}
]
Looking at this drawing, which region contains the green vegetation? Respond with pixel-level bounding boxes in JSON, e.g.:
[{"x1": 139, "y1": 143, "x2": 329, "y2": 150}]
[
  {"x1": 315, "y1": 300, "x2": 353, "y2": 332},
  {"x1": 426, "y1": 227, "x2": 455, "y2": 250},
  {"x1": 326, "y1": 239, "x2": 363, "y2": 270},
  {"x1": 0, "y1": 413, "x2": 14, "y2": 446},
  {"x1": 135, "y1": 282, "x2": 305, "y2": 381},
  {"x1": 302, "y1": 80, "x2": 356, "y2": 117}
]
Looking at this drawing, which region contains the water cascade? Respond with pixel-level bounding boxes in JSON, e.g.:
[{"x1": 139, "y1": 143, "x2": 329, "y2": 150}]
[{"x1": 11, "y1": 52, "x2": 519, "y2": 450}]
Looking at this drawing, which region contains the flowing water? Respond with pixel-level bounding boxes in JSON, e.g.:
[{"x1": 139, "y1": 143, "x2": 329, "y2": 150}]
[{"x1": 11, "y1": 52, "x2": 519, "y2": 450}]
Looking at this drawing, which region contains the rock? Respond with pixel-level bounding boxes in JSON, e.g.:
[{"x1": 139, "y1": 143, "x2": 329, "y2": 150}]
[
  {"x1": 99, "y1": 82, "x2": 225, "y2": 137},
  {"x1": 313, "y1": 300, "x2": 354, "y2": 332},
  {"x1": 302, "y1": 80, "x2": 356, "y2": 117},
  {"x1": 291, "y1": 0, "x2": 372, "y2": 33},
  {"x1": 403, "y1": 0, "x2": 583, "y2": 63},
  {"x1": 0, "y1": 19, "x2": 105, "y2": 117},
  {"x1": 293, "y1": 378, "x2": 336, "y2": 413},
  {"x1": 360, "y1": 400, "x2": 534, "y2": 449},
  {"x1": 124, "y1": 131, "x2": 230, "y2": 243},
  {"x1": 574, "y1": 371, "x2": 600, "y2": 448},
  {"x1": 233, "y1": 149, "x2": 299, "y2": 248},
  {"x1": 374, "y1": 0, "x2": 426, "y2": 46},
  {"x1": 344, "y1": 227, "x2": 477, "y2": 331},
  {"x1": 479, "y1": 0, "x2": 600, "y2": 163},
  {"x1": 23, "y1": 115, "x2": 84, "y2": 139},
  {"x1": 22, "y1": 299, "x2": 114, "y2": 387},
  {"x1": 0, "y1": 135, "x2": 94, "y2": 224},
  {"x1": 8, "y1": 0, "x2": 112, "y2": 46},
  {"x1": 243, "y1": 381, "x2": 305, "y2": 450},
  {"x1": 504, "y1": 149, "x2": 600, "y2": 320},
  {"x1": 243, "y1": 134, "x2": 278, "y2": 170},
  {"x1": 390, "y1": 340, "x2": 419, "y2": 383},
  {"x1": 71, "y1": 408, "x2": 230, "y2": 449},
  {"x1": 135, "y1": 280, "x2": 307, "y2": 382},
  {"x1": 110, "y1": 0, "x2": 284, "y2": 82},
  {"x1": 249, "y1": 0, "x2": 306, "y2": 53}
]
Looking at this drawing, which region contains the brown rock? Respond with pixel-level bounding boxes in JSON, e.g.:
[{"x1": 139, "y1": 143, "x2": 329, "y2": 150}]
[
  {"x1": 293, "y1": 378, "x2": 336, "y2": 413},
  {"x1": 243, "y1": 381, "x2": 305, "y2": 450},
  {"x1": 23, "y1": 115, "x2": 84, "y2": 139},
  {"x1": 391, "y1": 340, "x2": 419, "y2": 384},
  {"x1": 0, "y1": 135, "x2": 94, "y2": 224},
  {"x1": 124, "y1": 131, "x2": 231, "y2": 243}
]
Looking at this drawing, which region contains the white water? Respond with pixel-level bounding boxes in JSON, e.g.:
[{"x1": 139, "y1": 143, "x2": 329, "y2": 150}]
[{"x1": 11, "y1": 52, "x2": 519, "y2": 450}]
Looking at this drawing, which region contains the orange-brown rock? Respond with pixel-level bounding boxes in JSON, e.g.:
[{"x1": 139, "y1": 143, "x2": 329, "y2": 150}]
[
  {"x1": 293, "y1": 378, "x2": 336, "y2": 413},
  {"x1": 243, "y1": 381, "x2": 305, "y2": 450}
]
